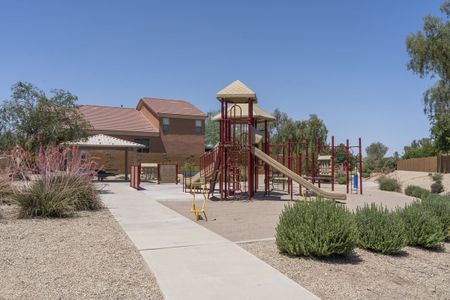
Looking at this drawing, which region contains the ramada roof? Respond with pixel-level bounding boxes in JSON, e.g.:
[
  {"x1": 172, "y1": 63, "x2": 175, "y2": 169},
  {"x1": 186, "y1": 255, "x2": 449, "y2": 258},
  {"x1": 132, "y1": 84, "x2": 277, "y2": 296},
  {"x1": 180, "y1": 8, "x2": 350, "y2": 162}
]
[
  {"x1": 138, "y1": 97, "x2": 206, "y2": 119},
  {"x1": 79, "y1": 105, "x2": 158, "y2": 136}
]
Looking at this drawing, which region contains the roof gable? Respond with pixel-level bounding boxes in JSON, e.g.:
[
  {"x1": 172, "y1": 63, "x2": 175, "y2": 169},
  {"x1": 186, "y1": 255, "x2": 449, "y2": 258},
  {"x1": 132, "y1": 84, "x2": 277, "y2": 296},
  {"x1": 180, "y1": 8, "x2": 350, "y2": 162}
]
[
  {"x1": 138, "y1": 97, "x2": 206, "y2": 119},
  {"x1": 79, "y1": 105, "x2": 158, "y2": 135}
]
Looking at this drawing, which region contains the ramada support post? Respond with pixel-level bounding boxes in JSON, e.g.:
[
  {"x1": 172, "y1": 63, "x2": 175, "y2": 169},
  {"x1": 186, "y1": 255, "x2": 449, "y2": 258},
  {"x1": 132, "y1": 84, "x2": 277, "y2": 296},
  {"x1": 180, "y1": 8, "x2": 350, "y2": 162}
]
[
  {"x1": 247, "y1": 98, "x2": 254, "y2": 199},
  {"x1": 125, "y1": 148, "x2": 129, "y2": 181}
]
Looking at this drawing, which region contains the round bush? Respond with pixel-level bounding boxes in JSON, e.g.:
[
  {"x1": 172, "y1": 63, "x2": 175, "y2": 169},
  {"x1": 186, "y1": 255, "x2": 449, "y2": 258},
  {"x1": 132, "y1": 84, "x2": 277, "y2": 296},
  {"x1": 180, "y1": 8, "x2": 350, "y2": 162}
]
[
  {"x1": 14, "y1": 177, "x2": 77, "y2": 217},
  {"x1": 276, "y1": 199, "x2": 356, "y2": 257},
  {"x1": 430, "y1": 182, "x2": 444, "y2": 194},
  {"x1": 54, "y1": 174, "x2": 102, "y2": 211},
  {"x1": 422, "y1": 195, "x2": 450, "y2": 238},
  {"x1": 404, "y1": 185, "x2": 430, "y2": 199},
  {"x1": 401, "y1": 202, "x2": 447, "y2": 248},
  {"x1": 355, "y1": 204, "x2": 406, "y2": 254},
  {"x1": 14, "y1": 174, "x2": 102, "y2": 218},
  {"x1": 377, "y1": 176, "x2": 401, "y2": 192}
]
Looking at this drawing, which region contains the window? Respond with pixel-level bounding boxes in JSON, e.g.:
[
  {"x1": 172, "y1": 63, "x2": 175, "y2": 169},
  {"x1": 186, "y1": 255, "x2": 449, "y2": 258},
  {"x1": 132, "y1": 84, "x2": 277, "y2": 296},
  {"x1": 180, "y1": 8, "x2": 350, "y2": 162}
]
[
  {"x1": 134, "y1": 138, "x2": 150, "y2": 153},
  {"x1": 195, "y1": 120, "x2": 203, "y2": 134},
  {"x1": 162, "y1": 118, "x2": 170, "y2": 133}
]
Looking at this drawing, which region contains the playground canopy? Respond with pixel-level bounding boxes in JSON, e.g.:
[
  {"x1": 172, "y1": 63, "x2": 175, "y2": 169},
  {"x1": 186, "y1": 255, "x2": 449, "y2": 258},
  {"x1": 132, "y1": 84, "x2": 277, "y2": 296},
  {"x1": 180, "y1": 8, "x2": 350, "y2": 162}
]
[
  {"x1": 65, "y1": 134, "x2": 145, "y2": 181},
  {"x1": 211, "y1": 103, "x2": 276, "y2": 123},
  {"x1": 216, "y1": 80, "x2": 257, "y2": 103}
]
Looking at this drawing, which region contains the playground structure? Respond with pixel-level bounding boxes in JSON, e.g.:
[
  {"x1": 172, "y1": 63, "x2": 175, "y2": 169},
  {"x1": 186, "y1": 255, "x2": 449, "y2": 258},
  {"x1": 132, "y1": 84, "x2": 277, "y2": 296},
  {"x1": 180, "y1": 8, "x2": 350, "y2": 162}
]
[{"x1": 186, "y1": 80, "x2": 363, "y2": 201}]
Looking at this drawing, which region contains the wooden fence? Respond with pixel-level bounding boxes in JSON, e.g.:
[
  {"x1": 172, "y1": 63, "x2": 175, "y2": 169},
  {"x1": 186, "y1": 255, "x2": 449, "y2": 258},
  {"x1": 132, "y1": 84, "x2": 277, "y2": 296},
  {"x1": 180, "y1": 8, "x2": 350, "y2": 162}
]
[{"x1": 397, "y1": 155, "x2": 450, "y2": 173}]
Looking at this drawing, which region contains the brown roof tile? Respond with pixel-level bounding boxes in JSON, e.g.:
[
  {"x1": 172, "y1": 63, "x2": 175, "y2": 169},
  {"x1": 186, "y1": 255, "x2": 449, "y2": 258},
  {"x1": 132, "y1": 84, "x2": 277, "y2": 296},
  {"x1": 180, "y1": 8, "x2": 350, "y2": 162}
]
[
  {"x1": 139, "y1": 98, "x2": 205, "y2": 118},
  {"x1": 79, "y1": 105, "x2": 158, "y2": 134}
]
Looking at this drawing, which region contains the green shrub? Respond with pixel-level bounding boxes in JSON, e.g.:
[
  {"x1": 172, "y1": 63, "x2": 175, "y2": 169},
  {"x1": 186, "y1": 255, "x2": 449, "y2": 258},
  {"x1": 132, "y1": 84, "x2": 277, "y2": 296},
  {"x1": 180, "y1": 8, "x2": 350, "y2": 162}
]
[
  {"x1": 55, "y1": 175, "x2": 102, "y2": 211},
  {"x1": 276, "y1": 199, "x2": 356, "y2": 257},
  {"x1": 430, "y1": 173, "x2": 444, "y2": 194},
  {"x1": 362, "y1": 172, "x2": 370, "y2": 178},
  {"x1": 401, "y1": 202, "x2": 447, "y2": 248},
  {"x1": 14, "y1": 174, "x2": 102, "y2": 218},
  {"x1": 336, "y1": 176, "x2": 347, "y2": 185},
  {"x1": 354, "y1": 204, "x2": 406, "y2": 254},
  {"x1": 377, "y1": 176, "x2": 401, "y2": 192},
  {"x1": 14, "y1": 177, "x2": 77, "y2": 217},
  {"x1": 431, "y1": 173, "x2": 443, "y2": 183},
  {"x1": 431, "y1": 182, "x2": 444, "y2": 194},
  {"x1": 422, "y1": 194, "x2": 450, "y2": 237},
  {"x1": 404, "y1": 185, "x2": 430, "y2": 199}
]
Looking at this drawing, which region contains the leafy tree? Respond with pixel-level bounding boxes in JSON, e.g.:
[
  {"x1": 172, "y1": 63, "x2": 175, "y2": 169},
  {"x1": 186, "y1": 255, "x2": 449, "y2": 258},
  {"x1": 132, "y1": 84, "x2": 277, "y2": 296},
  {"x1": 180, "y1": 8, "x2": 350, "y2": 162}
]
[
  {"x1": 366, "y1": 142, "x2": 388, "y2": 160},
  {"x1": 364, "y1": 142, "x2": 390, "y2": 173},
  {"x1": 403, "y1": 138, "x2": 437, "y2": 159},
  {"x1": 406, "y1": 1, "x2": 450, "y2": 152},
  {"x1": 204, "y1": 110, "x2": 220, "y2": 146},
  {"x1": 270, "y1": 110, "x2": 328, "y2": 150},
  {"x1": 0, "y1": 82, "x2": 90, "y2": 151}
]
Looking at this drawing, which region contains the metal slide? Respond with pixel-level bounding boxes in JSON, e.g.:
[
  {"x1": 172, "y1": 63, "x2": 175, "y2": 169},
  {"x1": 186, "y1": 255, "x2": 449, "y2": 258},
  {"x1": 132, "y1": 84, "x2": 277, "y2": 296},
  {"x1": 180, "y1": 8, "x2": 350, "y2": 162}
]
[{"x1": 252, "y1": 147, "x2": 347, "y2": 201}]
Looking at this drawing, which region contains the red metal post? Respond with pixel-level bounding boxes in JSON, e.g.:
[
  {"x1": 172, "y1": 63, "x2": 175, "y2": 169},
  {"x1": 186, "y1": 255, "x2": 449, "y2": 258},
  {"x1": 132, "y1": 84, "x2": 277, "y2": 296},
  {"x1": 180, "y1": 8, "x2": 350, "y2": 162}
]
[
  {"x1": 219, "y1": 100, "x2": 224, "y2": 199},
  {"x1": 359, "y1": 137, "x2": 363, "y2": 194},
  {"x1": 317, "y1": 138, "x2": 321, "y2": 188},
  {"x1": 346, "y1": 139, "x2": 349, "y2": 194},
  {"x1": 305, "y1": 141, "x2": 309, "y2": 178},
  {"x1": 311, "y1": 151, "x2": 315, "y2": 184},
  {"x1": 298, "y1": 152, "x2": 302, "y2": 195},
  {"x1": 331, "y1": 135, "x2": 335, "y2": 191},
  {"x1": 264, "y1": 120, "x2": 269, "y2": 196},
  {"x1": 287, "y1": 139, "x2": 292, "y2": 194},
  {"x1": 224, "y1": 102, "x2": 228, "y2": 198},
  {"x1": 247, "y1": 99, "x2": 254, "y2": 199}
]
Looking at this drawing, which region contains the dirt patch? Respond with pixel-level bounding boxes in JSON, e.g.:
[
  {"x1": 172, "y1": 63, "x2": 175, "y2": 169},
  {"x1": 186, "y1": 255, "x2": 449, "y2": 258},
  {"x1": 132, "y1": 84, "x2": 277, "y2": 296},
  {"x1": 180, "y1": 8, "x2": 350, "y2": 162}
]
[
  {"x1": 162, "y1": 199, "x2": 288, "y2": 242},
  {"x1": 0, "y1": 205, "x2": 163, "y2": 300},
  {"x1": 369, "y1": 170, "x2": 450, "y2": 193},
  {"x1": 242, "y1": 240, "x2": 450, "y2": 300}
]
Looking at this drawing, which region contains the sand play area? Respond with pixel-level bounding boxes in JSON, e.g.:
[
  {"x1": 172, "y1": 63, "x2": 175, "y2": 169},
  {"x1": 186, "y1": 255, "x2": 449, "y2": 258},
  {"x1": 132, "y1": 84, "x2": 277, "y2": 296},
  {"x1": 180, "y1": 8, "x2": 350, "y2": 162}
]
[{"x1": 159, "y1": 176, "x2": 449, "y2": 300}]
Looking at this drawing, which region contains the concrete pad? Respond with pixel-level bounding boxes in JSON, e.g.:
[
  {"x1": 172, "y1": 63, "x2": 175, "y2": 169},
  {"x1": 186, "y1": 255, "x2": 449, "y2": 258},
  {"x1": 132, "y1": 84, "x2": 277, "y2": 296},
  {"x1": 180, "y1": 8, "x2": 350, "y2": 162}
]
[
  {"x1": 142, "y1": 242, "x2": 316, "y2": 300},
  {"x1": 100, "y1": 182, "x2": 319, "y2": 300}
]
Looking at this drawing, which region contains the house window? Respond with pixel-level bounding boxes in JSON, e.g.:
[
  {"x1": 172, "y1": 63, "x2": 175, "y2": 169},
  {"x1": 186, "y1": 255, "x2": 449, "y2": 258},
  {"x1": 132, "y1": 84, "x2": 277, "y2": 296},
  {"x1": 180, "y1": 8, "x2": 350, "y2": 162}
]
[
  {"x1": 162, "y1": 118, "x2": 170, "y2": 133},
  {"x1": 134, "y1": 138, "x2": 150, "y2": 153},
  {"x1": 195, "y1": 120, "x2": 203, "y2": 134}
]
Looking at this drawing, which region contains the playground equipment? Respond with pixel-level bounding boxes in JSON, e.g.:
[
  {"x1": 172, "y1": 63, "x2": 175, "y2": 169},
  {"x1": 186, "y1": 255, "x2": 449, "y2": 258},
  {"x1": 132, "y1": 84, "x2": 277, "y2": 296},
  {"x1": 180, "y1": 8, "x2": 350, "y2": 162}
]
[
  {"x1": 189, "y1": 182, "x2": 208, "y2": 221},
  {"x1": 186, "y1": 80, "x2": 363, "y2": 201}
]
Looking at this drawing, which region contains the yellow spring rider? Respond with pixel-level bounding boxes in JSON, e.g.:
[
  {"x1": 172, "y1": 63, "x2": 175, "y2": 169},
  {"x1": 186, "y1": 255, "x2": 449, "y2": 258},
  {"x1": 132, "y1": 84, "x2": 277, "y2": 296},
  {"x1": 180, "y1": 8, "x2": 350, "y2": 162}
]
[{"x1": 189, "y1": 181, "x2": 208, "y2": 221}]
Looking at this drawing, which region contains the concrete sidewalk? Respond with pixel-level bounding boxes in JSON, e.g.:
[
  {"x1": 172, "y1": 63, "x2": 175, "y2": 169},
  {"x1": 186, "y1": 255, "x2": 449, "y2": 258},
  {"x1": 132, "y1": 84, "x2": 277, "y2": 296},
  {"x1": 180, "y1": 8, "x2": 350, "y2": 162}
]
[{"x1": 101, "y1": 182, "x2": 319, "y2": 300}]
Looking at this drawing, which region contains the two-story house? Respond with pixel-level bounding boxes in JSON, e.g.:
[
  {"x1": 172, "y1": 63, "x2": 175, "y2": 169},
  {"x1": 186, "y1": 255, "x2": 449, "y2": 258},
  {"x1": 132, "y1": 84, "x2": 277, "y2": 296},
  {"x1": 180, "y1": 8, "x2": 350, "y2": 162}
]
[{"x1": 79, "y1": 98, "x2": 206, "y2": 173}]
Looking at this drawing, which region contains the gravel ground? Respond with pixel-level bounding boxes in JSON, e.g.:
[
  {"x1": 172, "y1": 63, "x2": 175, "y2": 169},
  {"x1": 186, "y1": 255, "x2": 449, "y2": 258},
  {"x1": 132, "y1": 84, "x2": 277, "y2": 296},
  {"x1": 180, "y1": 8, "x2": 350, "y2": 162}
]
[
  {"x1": 242, "y1": 240, "x2": 450, "y2": 300},
  {"x1": 0, "y1": 204, "x2": 164, "y2": 300}
]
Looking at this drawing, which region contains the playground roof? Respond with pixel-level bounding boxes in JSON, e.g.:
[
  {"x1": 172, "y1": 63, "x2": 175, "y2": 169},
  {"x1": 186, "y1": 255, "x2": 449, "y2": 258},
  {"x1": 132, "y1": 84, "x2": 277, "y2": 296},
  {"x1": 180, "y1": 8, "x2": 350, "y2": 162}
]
[
  {"x1": 65, "y1": 134, "x2": 146, "y2": 149},
  {"x1": 216, "y1": 80, "x2": 257, "y2": 103},
  {"x1": 137, "y1": 97, "x2": 206, "y2": 119},
  {"x1": 79, "y1": 105, "x2": 158, "y2": 136},
  {"x1": 211, "y1": 103, "x2": 276, "y2": 122}
]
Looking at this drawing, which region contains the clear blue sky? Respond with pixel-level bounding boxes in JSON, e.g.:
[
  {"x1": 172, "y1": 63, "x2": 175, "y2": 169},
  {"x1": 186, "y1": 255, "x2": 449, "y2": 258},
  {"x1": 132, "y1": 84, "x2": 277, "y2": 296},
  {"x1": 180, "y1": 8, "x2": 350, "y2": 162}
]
[{"x1": 0, "y1": 0, "x2": 443, "y2": 155}]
